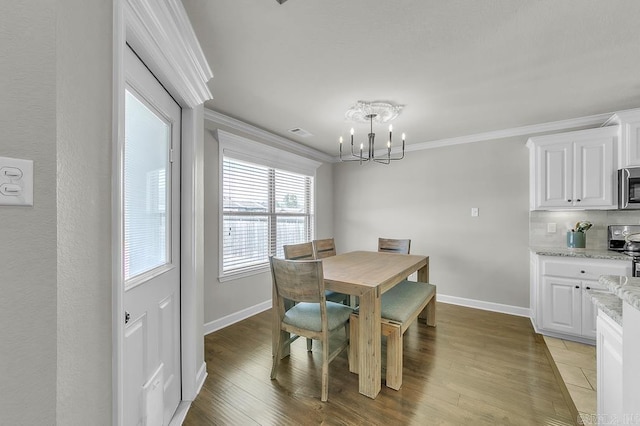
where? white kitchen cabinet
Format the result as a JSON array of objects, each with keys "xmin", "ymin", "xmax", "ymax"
[
  {"xmin": 527, "ymin": 126, "xmax": 617, "ymax": 210},
  {"xmin": 622, "ymin": 301, "xmax": 640, "ymax": 419},
  {"xmin": 533, "ymin": 255, "xmax": 631, "ymax": 341},
  {"xmin": 605, "ymin": 108, "xmax": 640, "ymax": 168},
  {"xmin": 582, "ymin": 280, "xmax": 608, "ymax": 340},
  {"xmin": 597, "ymin": 310, "xmax": 623, "ymax": 422}
]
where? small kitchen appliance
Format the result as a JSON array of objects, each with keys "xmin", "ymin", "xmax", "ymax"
[
  {"xmin": 618, "ymin": 167, "xmax": 640, "ymax": 209},
  {"xmin": 608, "ymin": 225, "xmax": 640, "ymax": 277}
]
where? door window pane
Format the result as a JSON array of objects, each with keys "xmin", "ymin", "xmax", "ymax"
[{"xmin": 124, "ymin": 89, "xmax": 171, "ymax": 280}]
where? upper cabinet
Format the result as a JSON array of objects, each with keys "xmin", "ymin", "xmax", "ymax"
[
  {"xmin": 527, "ymin": 127, "xmax": 618, "ymax": 211},
  {"xmin": 604, "ymin": 108, "xmax": 640, "ymax": 168}
]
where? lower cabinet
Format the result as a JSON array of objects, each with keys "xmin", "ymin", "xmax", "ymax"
[
  {"xmin": 597, "ymin": 310, "xmax": 623, "ymax": 421},
  {"xmin": 533, "ymin": 255, "xmax": 631, "ymax": 341}
]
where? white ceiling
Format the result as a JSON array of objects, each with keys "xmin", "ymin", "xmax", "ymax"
[{"xmin": 182, "ymin": 0, "xmax": 640, "ymax": 156}]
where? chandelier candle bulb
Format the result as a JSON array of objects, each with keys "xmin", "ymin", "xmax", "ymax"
[{"xmin": 339, "ymin": 101, "xmax": 406, "ymax": 164}]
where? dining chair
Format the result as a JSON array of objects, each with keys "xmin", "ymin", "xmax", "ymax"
[
  {"xmin": 283, "ymin": 241, "xmax": 315, "ymax": 260},
  {"xmin": 312, "ymin": 238, "xmax": 350, "ymax": 305},
  {"xmin": 270, "ymin": 256, "xmax": 353, "ymax": 402},
  {"xmin": 378, "ymin": 237, "xmax": 411, "ymax": 255},
  {"xmin": 285, "ymin": 241, "xmax": 348, "ymax": 306},
  {"xmin": 312, "ymin": 238, "xmax": 337, "ymax": 259}
]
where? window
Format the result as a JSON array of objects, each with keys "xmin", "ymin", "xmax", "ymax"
[{"xmin": 221, "ymin": 155, "xmax": 315, "ymax": 278}]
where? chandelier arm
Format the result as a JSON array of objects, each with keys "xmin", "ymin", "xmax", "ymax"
[{"xmin": 340, "ymin": 149, "xmax": 370, "ymax": 162}]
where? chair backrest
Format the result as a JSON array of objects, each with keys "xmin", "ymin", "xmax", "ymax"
[
  {"xmin": 270, "ymin": 257, "xmax": 325, "ymax": 304},
  {"xmin": 313, "ymin": 238, "xmax": 336, "ymax": 259},
  {"xmin": 378, "ymin": 238, "xmax": 411, "ymax": 255},
  {"xmin": 283, "ymin": 242, "xmax": 315, "ymax": 260}
]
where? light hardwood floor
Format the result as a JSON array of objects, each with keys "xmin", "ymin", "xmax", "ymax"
[
  {"xmin": 544, "ymin": 335, "xmax": 597, "ymax": 424},
  {"xmin": 184, "ymin": 303, "xmax": 576, "ymax": 425}
]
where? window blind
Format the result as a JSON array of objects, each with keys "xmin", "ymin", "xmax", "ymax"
[{"xmin": 222, "ymin": 156, "xmax": 314, "ymax": 277}]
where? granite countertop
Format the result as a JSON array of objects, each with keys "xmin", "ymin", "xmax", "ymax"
[
  {"xmin": 599, "ymin": 275, "xmax": 640, "ymax": 311},
  {"xmin": 531, "ymin": 247, "xmax": 632, "ymax": 261},
  {"xmin": 587, "ymin": 290, "xmax": 623, "ymax": 325}
]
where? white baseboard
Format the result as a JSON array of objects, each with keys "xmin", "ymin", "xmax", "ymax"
[
  {"xmin": 204, "ymin": 300, "xmax": 272, "ymax": 335},
  {"xmin": 195, "ymin": 362, "xmax": 207, "ymax": 395},
  {"xmin": 437, "ymin": 294, "xmax": 531, "ymax": 318},
  {"xmin": 168, "ymin": 401, "xmax": 191, "ymax": 426}
]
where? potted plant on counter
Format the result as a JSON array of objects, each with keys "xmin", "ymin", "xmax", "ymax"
[{"xmin": 567, "ymin": 221, "xmax": 592, "ymax": 248}]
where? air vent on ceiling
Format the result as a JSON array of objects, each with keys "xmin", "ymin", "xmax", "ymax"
[{"xmin": 288, "ymin": 127, "xmax": 313, "ymax": 138}]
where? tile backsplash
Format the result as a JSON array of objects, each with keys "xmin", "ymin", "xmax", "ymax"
[{"xmin": 530, "ymin": 210, "xmax": 640, "ymax": 249}]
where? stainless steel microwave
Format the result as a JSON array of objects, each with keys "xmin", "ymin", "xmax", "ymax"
[{"xmin": 619, "ymin": 167, "xmax": 640, "ymax": 209}]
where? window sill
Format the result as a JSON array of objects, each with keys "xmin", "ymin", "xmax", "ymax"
[{"xmin": 218, "ymin": 266, "xmax": 270, "ymax": 283}]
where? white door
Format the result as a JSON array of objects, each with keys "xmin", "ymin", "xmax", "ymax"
[{"xmin": 123, "ymin": 46, "xmax": 182, "ymax": 426}]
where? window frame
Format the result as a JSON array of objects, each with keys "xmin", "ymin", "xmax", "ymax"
[{"xmin": 217, "ymin": 130, "xmax": 321, "ymax": 281}]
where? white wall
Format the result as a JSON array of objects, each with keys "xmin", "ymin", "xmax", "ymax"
[
  {"xmin": 333, "ymin": 136, "xmax": 531, "ymax": 309},
  {"xmin": 56, "ymin": 0, "xmax": 113, "ymax": 424},
  {"xmin": 0, "ymin": 2, "xmax": 57, "ymax": 423},
  {"xmin": 202, "ymin": 125, "xmax": 334, "ymax": 327}
]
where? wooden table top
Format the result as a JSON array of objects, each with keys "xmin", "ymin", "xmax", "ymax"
[{"xmin": 321, "ymin": 251, "xmax": 428, "ymax": 296}]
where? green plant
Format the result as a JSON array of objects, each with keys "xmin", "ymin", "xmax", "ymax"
[{"xmin": 573, "ymin": 221, "xmax": 593, "ymax": 233}]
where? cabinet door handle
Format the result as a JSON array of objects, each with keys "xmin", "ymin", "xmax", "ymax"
[
  {"xmin": 575, "ymin": 285, "xmax": 580, "ymax": 289},
  {"xmin": 586, "ymin": 286, "xmax": 591, "ymax": 290},
  {"xmin": 576, "ymin": 199, "xmax": 581, "ymax": 202},
  {"xmin": 567, "ymin": 199, "xmax": 572, "ymax": 202},
  {"xmin": 580, "ymin": 270, "xmax": 585, "ymax": 274}
]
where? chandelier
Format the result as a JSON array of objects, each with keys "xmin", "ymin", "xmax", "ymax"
[{"xmin": 339, "ymin": 101, "xmax": 406, "ymax": 164}]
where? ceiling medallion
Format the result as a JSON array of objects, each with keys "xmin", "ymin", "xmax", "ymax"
[
  {"xmin": 339, "ymin": 101, "xmax": 405, "ymax": 165},
  {"xmin": 344, "ymin": 101, "xmax": 403, "ymax": 124}
]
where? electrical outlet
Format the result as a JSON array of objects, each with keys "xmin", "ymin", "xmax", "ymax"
[
  {"xmin": 471, "ymin": 207, "xmax": 479, "ymax": 217},
  {"xmin": 547, "ymin": 223, "xmax": 557, "ymax": 233},
  {"xmin": 0, "ymin": 156, "xmax": 33, "ymax": 206}
]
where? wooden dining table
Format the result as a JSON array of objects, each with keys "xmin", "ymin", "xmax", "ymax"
[{"xmin": 272, "ymin": 250, "xmax": 429, "ymax": 399}]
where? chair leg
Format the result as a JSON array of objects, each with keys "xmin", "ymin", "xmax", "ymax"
[
  {"xmin": 385, "ymin": 325, "xmax": 403, "ymax": 390},
  {"xmin": 271, "ymin": 330, "xmax": 285, "ymax": 380},
  {"xmin": 348, "ymin": 313, "xmax": 359, "ymax": 374},
  {"xmin": 307, "ymin": 338, "xmax": 313, "ymax": 351},
  {"xmin": 321, "ymin": 333, "xmax": 329, "ymax": 402}
]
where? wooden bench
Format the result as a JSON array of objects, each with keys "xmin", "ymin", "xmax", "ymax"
[{"xmin": 348, "ymin": 280, "xmax": 436, "ymax": 390}]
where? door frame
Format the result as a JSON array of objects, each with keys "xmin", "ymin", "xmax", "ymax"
[{"xmin": 112, "ymin": 1, "xmax": 213, "ymax": 425}]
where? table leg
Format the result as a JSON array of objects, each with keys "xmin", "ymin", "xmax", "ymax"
[
  {"xmin": 358, "ymin": 288, "xmax": 381, "ymax": 398},
  {"xmin": 417, "ymin": 258, "xmax": 436, "ymax": 327},
  {"xmin": 417, "ymin": 257, "xmax": 429, "ymax": 283}
]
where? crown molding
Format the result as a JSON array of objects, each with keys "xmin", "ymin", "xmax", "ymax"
[
  {"xmin": 208, "ymin": 108, "xmax": 617, "ymax": 163},
  {"xmin": 124, "ymin": 0, "xmax": 213, "ymax": 108},
  {"xmin": 204, "ymin": 108, "xmax": 335, "ymax": 164},
  {"xmin": 332, "ymin": 111, "xmax": 615, "ymax": 161}
]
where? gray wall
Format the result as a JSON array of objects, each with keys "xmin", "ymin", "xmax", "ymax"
[
  {"xmin": 2, "ymin": 1, "xmax": 116, "ymax": 423},
  {"xmin": 202, "ymin": 126, "xmax": 334, "ymax": 325},
  {"xmin": 1, "ymin": 2, "xmax": 58, "ymax": 423},
  {"xmin": 56, "ymin": 0, "xmax": 113, "ymax": 424},
  {"xmin": 333, "ymin": 137, "xmax": 531, "ymax": 308}
]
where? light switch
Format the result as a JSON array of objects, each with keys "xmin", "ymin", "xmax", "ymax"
[
  {"xmin": 0, "ymin": 156, "xmax": 33, "ymax": 206},
  {"xmin": 547, "ymin": 223, "xmax": 557, "ymax": 233},
  {"xmin": 471, "ymin": 207, "xmax": 479, "ymax": 217}
]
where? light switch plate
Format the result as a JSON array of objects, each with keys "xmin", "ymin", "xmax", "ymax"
[
  {"xmin": 547, "ymin": 223, "xmax": 557, "ymax": 233},
  {"xmin": 0, "ymin": 156, "xmax": 33, "ymax": 206},
  {"xmin": 471, "ymin": 207, "xmax": 479, "ymax": 217}
]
